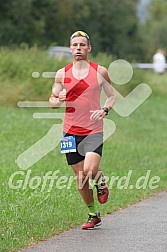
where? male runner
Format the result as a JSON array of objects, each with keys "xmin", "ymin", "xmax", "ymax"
[{"xmin": 49, "ymin": 31, "xmax": 115, "ymax": 229}]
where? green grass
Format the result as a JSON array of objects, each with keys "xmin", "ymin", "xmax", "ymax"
[
  {"xmin": 0, "ymin": 48, "xmax": 167, "ymax": 251},
  {"xmin": 0, "ymin": 47, "xmax": 71, "ymax": 106},
  {"xmin": 0, "ymin": 47, "xmax": 113, "ymax": 107}
]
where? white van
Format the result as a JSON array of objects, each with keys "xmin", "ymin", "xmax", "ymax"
[{"xmin": 48, "ymin": 46, "xmax": 72, "ymax": 59}]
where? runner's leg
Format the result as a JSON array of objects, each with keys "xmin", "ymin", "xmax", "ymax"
[
  {"xmin": 84, "ymin": 152, "xmax": 109, "ymax": 204},
  {"xmin": 71, "ymin": 160, "xmax": 94, "ymax": 205},
  {"xmin": 83, "ymin": 152, "xmax": 102, "ymax": 181}
]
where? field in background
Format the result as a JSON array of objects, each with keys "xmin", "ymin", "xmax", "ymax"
[
  {"xmin": 0, "ymin": 47, "xmax": 113, "ymax": 107},
  {"xmin": 0, "ymin": 48, "xmax": 167, "ymax": 251}
]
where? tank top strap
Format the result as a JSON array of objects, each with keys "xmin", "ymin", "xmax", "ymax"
[
  {"xmin": 65, "ymin": 63, "xmax": 73, "ymax": 72},
  {"xmin": 89, "ymin": 61, "xmax": 98, "ymax": 71}
]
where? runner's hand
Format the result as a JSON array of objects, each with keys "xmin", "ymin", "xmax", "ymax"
[
  {"xmin": 90, "ymin": 109, "xmax": 106, "ymax": 121},
  {"xmin": 59, "ymin": 88, "xmax": 66, "ymax": 102},
  {"xmin": 49, "ymin": 95, "xmax": 61, "ymax": 108}
]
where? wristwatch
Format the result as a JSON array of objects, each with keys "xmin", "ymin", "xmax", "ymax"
[{"xmin": 102, "ymin": 107, "xmax": 109, "ymax": 115}]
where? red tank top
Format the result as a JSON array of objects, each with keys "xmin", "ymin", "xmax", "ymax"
[{"xmin": 63, "ymin": 61, "xmax": 103, "ymax": 136}]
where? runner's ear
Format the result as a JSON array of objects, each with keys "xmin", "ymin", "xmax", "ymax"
[{"xmin": 88, "ymin": 45, "xmax": 92, "ymax": 53}]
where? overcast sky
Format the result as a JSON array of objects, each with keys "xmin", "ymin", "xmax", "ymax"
[{"xmin": 137, "ymin": 0, "xmax": 152, "ymax": 22}]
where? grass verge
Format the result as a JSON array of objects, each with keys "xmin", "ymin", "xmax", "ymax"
[{"xmin": 0, "ymin": 64, "xmax": 167, "ymax": 251}]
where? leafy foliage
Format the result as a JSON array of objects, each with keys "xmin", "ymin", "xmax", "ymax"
[
  {"xmin": 0, "ymin": 0, "xmax": 167, "ymax": 61},
  {"xmin": 0, "ymin": 0, "xmax": 139, "ymax": 60},
  {"xmin": 138, "ymin": 0, "xmax": 167, "ymax": 61}
]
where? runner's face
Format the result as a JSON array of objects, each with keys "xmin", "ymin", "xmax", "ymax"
[{"xmin": 70, "ymin": 36, "xmax": 91, "ymax": 61}]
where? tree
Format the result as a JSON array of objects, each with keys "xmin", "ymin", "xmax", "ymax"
[
  {"xmin": 0, "ymin": 0, "xmax": 143, "ymax": 61},
  {"xmin": 139, "ymin": 0, "xmax": 167, "ymax": 61},
  {"xmin": 0, "ymin": 0, "xmax": 47, "ymax": 46}
]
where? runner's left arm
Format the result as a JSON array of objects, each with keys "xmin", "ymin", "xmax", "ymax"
[
  {"xmin": 90, "ymin": 66, "xmax": 115, "ymax": 120},
  {"xmin": 100, "ymin": 66, "xmax": 115, "ymax": 111}
]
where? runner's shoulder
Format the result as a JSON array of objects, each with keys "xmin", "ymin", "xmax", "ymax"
[
  {"xmin": 56, "ymin": 67, "xmax": 65, "ymax": 77},
  {"xmin": 55, "ymin": 67, "xmax": 65, "ymax": 83},
  {"xmin": 97, "ymin": 65, "xmax": 109, "ymax": 78}
]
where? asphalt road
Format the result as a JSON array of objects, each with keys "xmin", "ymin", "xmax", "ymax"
[{"xmin": 21, "ymin": 190, "xmax": 167, "ymax": 252}]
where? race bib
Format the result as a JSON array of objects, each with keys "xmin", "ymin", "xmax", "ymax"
[{"xmin": 60, "ymin": 136, "xmax": 76, "ymax": 153}]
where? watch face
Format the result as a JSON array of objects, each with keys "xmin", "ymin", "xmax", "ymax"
[{"xmin": 102, "ymin": 107, "xmax": 108, "ymax": 115}]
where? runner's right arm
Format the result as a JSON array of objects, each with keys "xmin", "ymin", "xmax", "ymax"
[{"xmin": 49, "ymin": 68, "xmax": 65, "ymax": 108}]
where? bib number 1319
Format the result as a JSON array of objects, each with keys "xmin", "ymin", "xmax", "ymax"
[{"xmin": 60, "ymin": 136, "xmax": 76, "ymax": 153}]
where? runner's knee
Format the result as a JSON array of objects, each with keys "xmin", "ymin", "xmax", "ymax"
[{"xmin": 84, "ymin": 165, "xmax": 100, "ymax": 179}]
